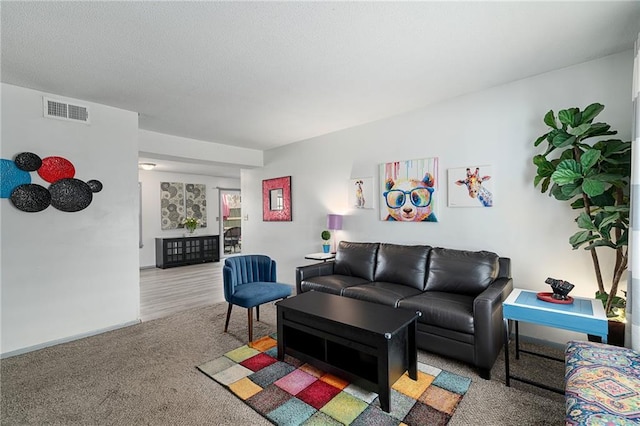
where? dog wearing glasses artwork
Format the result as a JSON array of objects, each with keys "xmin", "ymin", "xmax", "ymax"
[{"xmin": 380, "ymin": 158, "xmax": 439, "ymax": 222}]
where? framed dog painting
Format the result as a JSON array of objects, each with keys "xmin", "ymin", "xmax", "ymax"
[{"xmin": 349, "ymin": 177, "xmax": 374, "ymax": 210}]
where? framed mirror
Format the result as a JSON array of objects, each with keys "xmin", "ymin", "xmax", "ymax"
[
  {"xmin": 262, "ymin": 176, "xmax": 292, "ymax": 221},
  {"xmin": 269, "ymin": 188, "xmax": 283, "ymax": 210}
]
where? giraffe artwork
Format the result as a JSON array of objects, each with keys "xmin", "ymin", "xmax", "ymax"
[{"xmin": 448, "ymin": 166, "xmax": 493, "ymax": 207}]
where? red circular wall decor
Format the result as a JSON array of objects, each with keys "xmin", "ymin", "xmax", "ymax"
[
  {"xmin": 3, "ymin": 152, "xmax": 102, "ymax": 213},
  {"xmin": 38, "ymin": 156, "xmax": 75, "ymax": 183}
]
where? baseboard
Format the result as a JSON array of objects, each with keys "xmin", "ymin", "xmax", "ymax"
[
  {"xmin": 140, "ymin": 265, "xmax": 156, "ymax": 270},
  {"xmin": 0, "ymin": 319, "xmax": 141, "ymax": 359}
]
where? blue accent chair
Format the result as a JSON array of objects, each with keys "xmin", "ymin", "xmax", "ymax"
[{"xmin": 223, "ymin": 255, "xmax": 292, "ymax": 343}]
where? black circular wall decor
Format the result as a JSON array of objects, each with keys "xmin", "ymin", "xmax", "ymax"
[
  {"xmin": 49, "ymin": 178, "xmax": 93, "ymax": 212},
  {"xmin": 87, "ymin": 179, "xmax": 103, "ymax": 193},
  {"xmin": 3, "ymin": 152, "xmax": 103, "ymax": 213},
  {"xmin": 10, "ymin": 183, "xmax": 51, "ymax": 212},
  {"xmin": 14, "ymin": 152, "xmax": 42, "ymax": 172}
]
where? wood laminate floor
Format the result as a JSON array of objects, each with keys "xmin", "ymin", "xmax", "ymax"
[{"xmin": 140, "ymin": 261, "xmax": 225, "ymax": 321}]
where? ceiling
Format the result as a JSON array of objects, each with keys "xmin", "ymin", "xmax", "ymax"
[{"xmin": 2, "ymin": 2, "xmax": 639, "ymax": 177}]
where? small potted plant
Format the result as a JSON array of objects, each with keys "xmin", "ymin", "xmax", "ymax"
[
  {"xmin": 182, "ymin": 217, "xmax": 200, "ymax": 236},
  {"xmin": 321, "ymin": 230, "xmax": 331, "ymax": 253}
]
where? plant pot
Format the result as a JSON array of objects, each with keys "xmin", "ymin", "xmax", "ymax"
[
  {"xmin": 322, "ymin": 245, "xmax": 330, "ymax": 253},
  {"xmin": 587, "ymin": 320, "xmax": 625, "ymax": 347}
]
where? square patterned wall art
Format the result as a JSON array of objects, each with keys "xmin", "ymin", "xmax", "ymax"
[
  {"xmin": 185, "ymin": 183, "xmax": 207, "ymax": 226},
  {"xmin": 160, "ymin": 182, "xmax": 185, "ymax": 230},
  {"xmin": 379, "ymin": 158, "xmax": 438, "ymax": 222},
  {"xmin": 448, "ymin": 166, "xmax": 493, "ymax": 207},
  {"xmin": 160, "ymin": 182, "xmax": 207, "ymax": 230}
]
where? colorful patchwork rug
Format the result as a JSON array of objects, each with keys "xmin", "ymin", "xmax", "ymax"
[{"xmin": 197, "ymin": 335, "xmax": 471, "ymax": 426}]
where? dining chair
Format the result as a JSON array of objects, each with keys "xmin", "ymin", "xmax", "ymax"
[{"xmin": 223, "ymin": 226, "xmax": 241, "ymax": 253}]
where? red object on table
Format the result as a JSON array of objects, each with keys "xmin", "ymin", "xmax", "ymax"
[{"xmin": 536, "ymin": 292, "xmax": 574, "ymax": 304}]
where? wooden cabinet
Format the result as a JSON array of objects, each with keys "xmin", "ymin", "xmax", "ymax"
[{"xmin": 155, "ymin": 235, "xmax": 220, "ymax": 269}]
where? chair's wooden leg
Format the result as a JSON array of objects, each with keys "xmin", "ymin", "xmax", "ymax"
[
  {"xmin": 247, "ymin": 307, "xmax": 253, "ymax": 343},
  {"xmin": 224, "ymin": 303, "xmax": 233, "ymax": 332},
  {"xmin": 256, "ymin": 305, "xmax": 260, "ymax": 322}
]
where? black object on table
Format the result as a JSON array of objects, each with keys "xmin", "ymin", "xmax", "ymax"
[
  {"xmin": 155, "ymin": 235, "xmax": 220, "ymax": 268},
  {"xmin": 544, "ymin": 277, "xmax": 575, "ymax": 300},
  {"xmin": 276, "ymin": 291, "xmax": 419, "ymax": 413}
]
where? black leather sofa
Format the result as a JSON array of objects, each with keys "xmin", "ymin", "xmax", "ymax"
[{"xmin": 295, "ymin": 241, "xmax": 513, "ymax": 379}]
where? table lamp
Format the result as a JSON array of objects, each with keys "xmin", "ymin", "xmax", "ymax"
[{"xmin": 327, "ymin": 214, "xmax": 343, "ymax": 253}]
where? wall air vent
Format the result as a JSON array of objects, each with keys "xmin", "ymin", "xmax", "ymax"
[{"xmin": 43, "ymin": 97, "xmax": 90, "ymax": 124}]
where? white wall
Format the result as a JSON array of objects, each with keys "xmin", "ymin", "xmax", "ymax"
[
  {"xmin": 1, "ymin": 84, "xmax": 140, "ymax": 356},
  {"xmin": 242, "ymin": 51, "xmax": 634, "ymax": 344},
  {"xmin": 138, "ymin": 170, "xmax": 240, "ymax": 267}
]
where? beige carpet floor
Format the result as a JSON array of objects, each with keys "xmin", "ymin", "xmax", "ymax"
[{"xmin": 1, "ymin": 301, "xmax": 565, "ymax": 425}]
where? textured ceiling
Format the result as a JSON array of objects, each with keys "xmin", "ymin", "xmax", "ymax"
[{"xmin": 2, "ymin": 2, "xmax": 639, "ymax": 166}]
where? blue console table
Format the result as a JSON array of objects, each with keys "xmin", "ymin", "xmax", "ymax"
[{"xmin": 502, "ymin": 288, "xmax": 607, "ymax": 393}]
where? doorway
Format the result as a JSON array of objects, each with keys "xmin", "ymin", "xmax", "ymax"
[{"xmin": 220, "ymin": 189, "xmax": 242, "ymax": 256}]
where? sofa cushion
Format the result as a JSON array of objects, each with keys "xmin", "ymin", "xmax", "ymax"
[
  {"xmin": 300, "ymin": 275, "xmax": 370, "ymax": 296},
  {"xmin": 374, "ymin": 243, "xmax": 431, "ymax": 290},
  {"xmin": 398, "ymin": 291, "xmax": 475, "ymax": 334},
  {"xmin": 334, "ymin": 241, "xmax": 379, "ymax": 281},
  {"xmin": 342, "ymin": 282, "xmax": 423, "ymax": 308},
  {"xmin": 425, "ymin": 248, "xmax": 499, "ymax": 296}
]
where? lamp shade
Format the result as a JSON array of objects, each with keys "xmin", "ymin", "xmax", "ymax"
[{"xmin": 327, "ymin": 214, "xmax": 343, "ymax": 230}]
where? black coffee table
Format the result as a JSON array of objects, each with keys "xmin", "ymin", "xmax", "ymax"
[{"xmin": 276, "ymin": 291, "xmax": 419, "ymax": 412}]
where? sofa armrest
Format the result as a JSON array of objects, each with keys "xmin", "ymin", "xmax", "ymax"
[
  {"xmin": 295, "ymin": 261, "xmax": 336, "ymax": 294},
  {"xmin": 473, "ymin": 277, "xmax": 514, "ymax": 370}
]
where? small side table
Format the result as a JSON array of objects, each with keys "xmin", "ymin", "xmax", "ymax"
[
  {"xmin": 502, "ymin": 288, "xmax": 607, "ymax": 393},
  {"xmin": 304, "ymin": 252, "xmax": 336, "ymax": 262}
]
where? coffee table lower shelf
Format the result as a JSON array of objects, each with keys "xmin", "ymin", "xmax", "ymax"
[
  {"xmin": 281, "ymin": 321, "xmax": 382, "ymax": 383},
  {"xmin": 276, "ymin": 292, "xmax": 418, "ymax": 413}
]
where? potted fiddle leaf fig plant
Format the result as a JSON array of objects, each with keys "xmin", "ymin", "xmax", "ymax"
[
  {"xmin": 532, "ymin": 103, "xmax": 630, "ymax": 344},
  {"xmin": 321, "ymin": 230, "xmax": 331, "ymax": 253}
]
